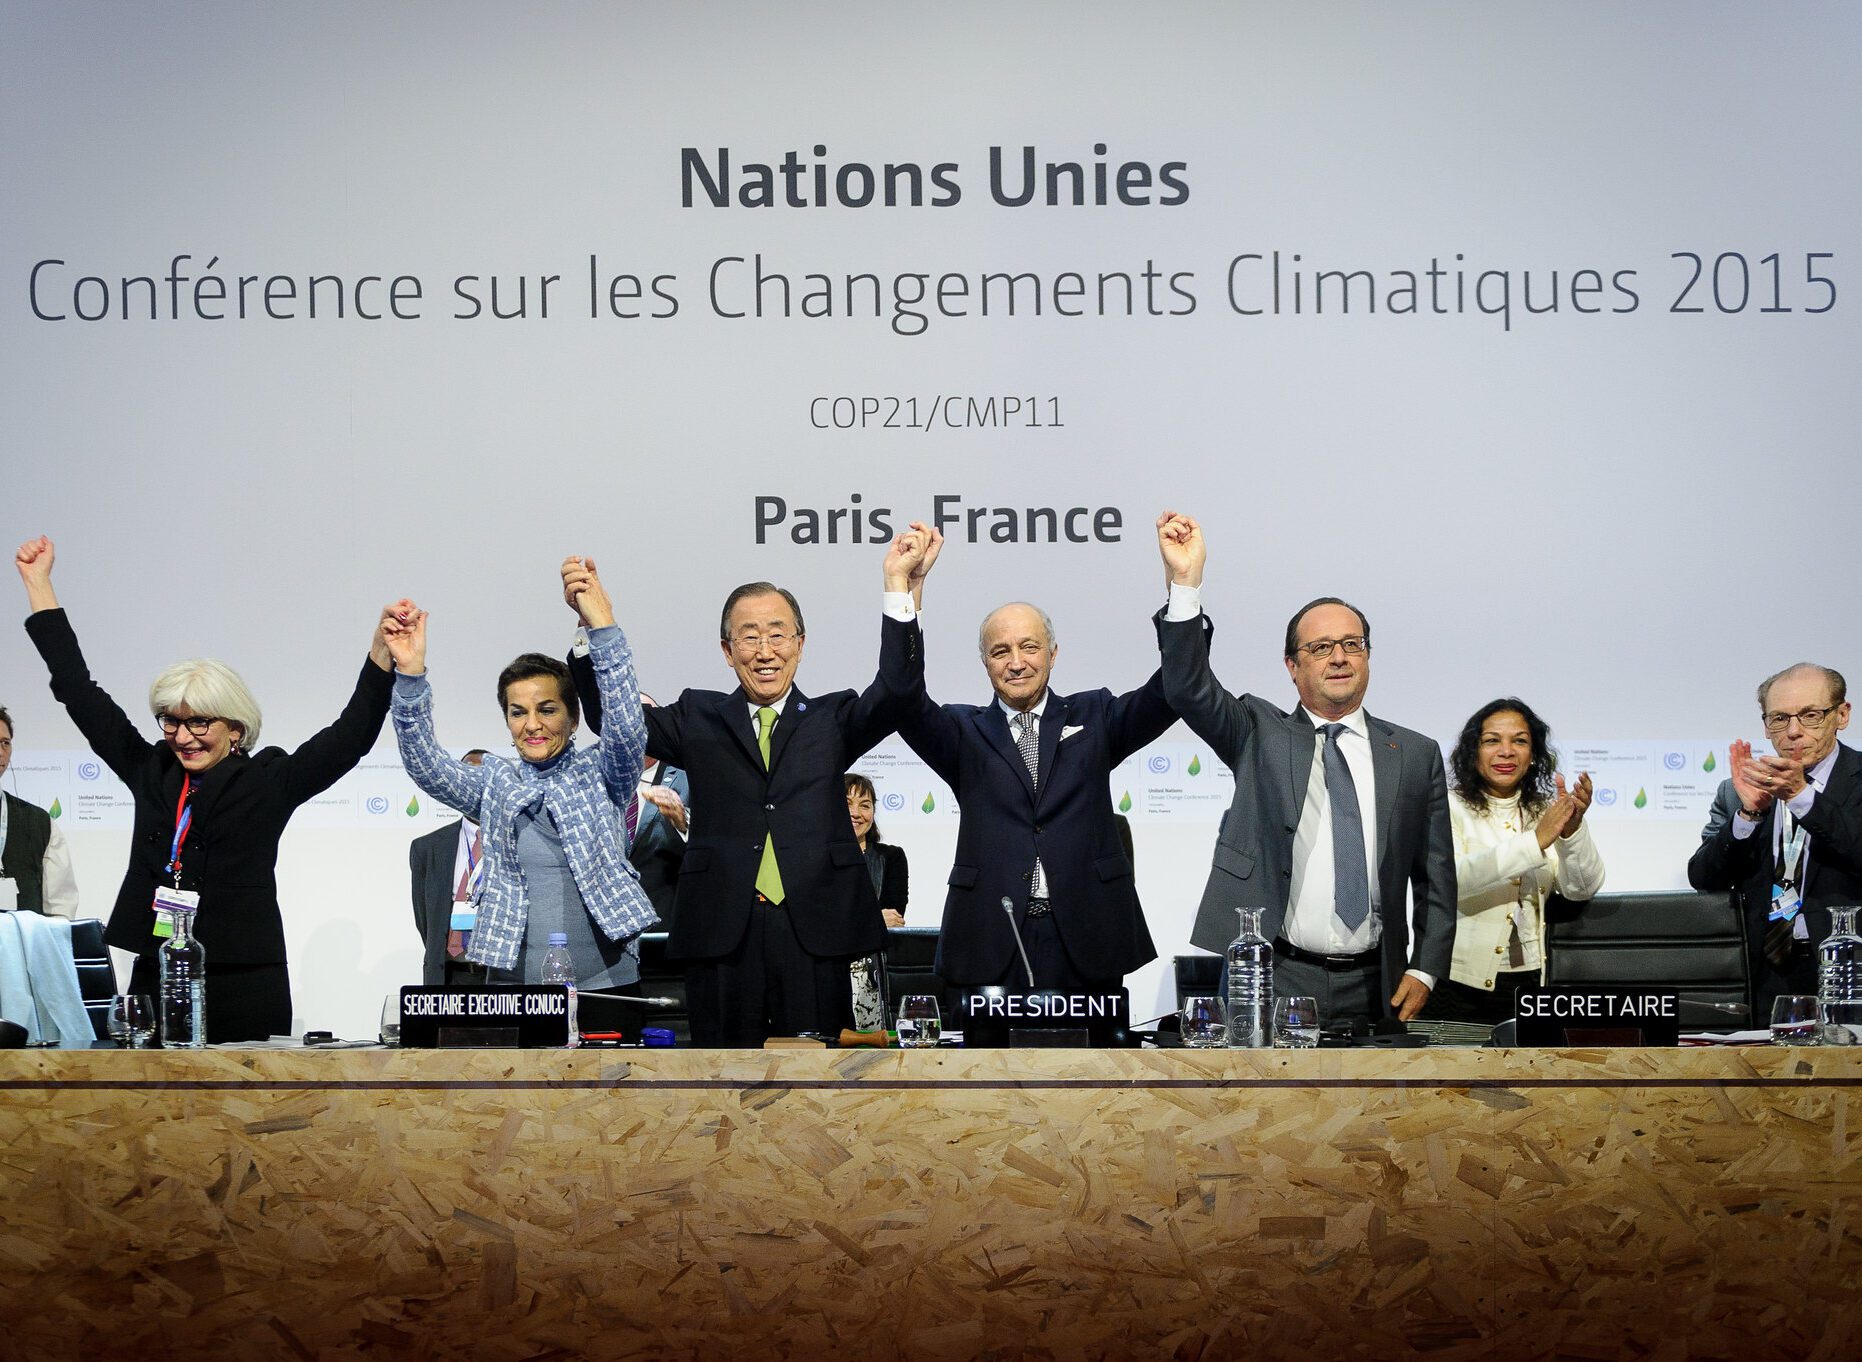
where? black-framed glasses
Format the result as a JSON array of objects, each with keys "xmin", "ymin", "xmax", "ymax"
[
  {"xmin": 1293, "ymin": 636, "xmax": 1368, "ymax": 660},
  {"xmin": 1762, "ymin": 706, "xmax": 1839, "ymax": 734},
  {"xmin": 156, "ymin": 713, "xmax": 223, "ymax": 737}
]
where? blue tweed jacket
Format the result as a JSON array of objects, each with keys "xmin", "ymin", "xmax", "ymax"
[{"xmin": 391, "ymin": 625, "xmax": 657, "ymax": 969}]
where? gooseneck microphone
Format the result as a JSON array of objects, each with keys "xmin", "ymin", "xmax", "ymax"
[{"xmin": 1001, "ymin": 896, "xmax": 1036, "ymax": 989}]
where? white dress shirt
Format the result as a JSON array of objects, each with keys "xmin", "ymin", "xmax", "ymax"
[{"xmin": 1283, "ymin": 705, "xmax": 1380, "ymax": 954}]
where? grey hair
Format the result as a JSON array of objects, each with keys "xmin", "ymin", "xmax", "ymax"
[
  {"xmin": 149, "ymin": 659, "xmax": 264, "ymax": 751},
  {"xmin": 1757, "ymin": 662, "xmax": 1847, "ymax": 712},
  {"xmin": 977, "ymin": 602, "xmax": 1058, "ymax": 657}
]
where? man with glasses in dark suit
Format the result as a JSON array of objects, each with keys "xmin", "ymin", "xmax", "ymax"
[{"xmin": 1690, "ymin": 663, "xmax": 1862, "ymax": 1023}]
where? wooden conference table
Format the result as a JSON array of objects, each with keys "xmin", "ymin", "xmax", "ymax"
[{"xmin": 1, "ymin": 1044, "xmax": 1857, "ymax": 1360}]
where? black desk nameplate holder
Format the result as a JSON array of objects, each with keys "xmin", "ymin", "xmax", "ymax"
[{"xmin": 398, "ymin": 985, "xmax": 571, "ymax": 1048}]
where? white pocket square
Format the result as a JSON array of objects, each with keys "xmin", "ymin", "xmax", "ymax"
[{"xmin": 1061, "ymin": 725, "xmax": 1085, "ymax": 741}]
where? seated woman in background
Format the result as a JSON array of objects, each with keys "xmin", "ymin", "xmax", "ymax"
[
  {"xmin": 385, "ymin": 557, "xmax": 657, "ymax": 999},
  {"xmin": 1426, "ymin": 697, "xmax": 1606, "ymax": 1026},
  {"xmin": 0, "ymin": 706, "xmax": 80, "ymax": 917},
  {"xmin": 15, "ymin": 535, "xmax": 400, "ymax": 1041},
  {"xmin": 845, "ymin": 773, "xmax": 908, "ymax": 1030},
  {"xmin": 846, "ymin": 773, "xmax": 908, "ymax": 928}
]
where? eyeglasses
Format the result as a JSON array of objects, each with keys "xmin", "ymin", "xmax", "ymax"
[
  {"xmin": 156, "ymin": 713, "xmax": 224, "ymax": 737},
  {"xmin": 1293, "ymin": 636, "xmax": 1369, "ymax": 660},
  {"xmin": 729, "ymin": 631, "xmax": 798, "ymax": 653},
  {"xmin": 1762, "ymin": 706, "xmax": 1839, "ymax": 734}
]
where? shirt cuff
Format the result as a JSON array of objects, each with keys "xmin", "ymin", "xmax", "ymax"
[
  {"xmin": 882, "ymin": 591, "xmax": 917, "ymax": 622},
  {"xmin": 1731, "ymin": 810, "xmax": 1761, "ymax": 839},
  {"xmin": 1404, "ymin": 968, "xmax": 1436, "ymax": 991},
  {"xmin": 1164, "ymin": 583, "xmax": 1203, "ymax": 621},
  {"xmin": 1785, "ymin": 785, "xmax": 1818, "ymax": 818},
  {"xmin": 570, "ymin": 627, "xmax": 591, "ymax": 659}
]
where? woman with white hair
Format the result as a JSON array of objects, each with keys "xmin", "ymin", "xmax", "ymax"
[{"xmin": 14, "ymin": 535, "xmax": 406, "ymax": 1041}]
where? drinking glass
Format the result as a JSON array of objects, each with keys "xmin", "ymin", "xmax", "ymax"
[
  {"xmin": 1272, "ymin": 995, "xmax": 1321, "ymax": 1049},
  {"xmin": 1180, "ymin": 995, "xmax": 1227, "ymax": 1048},
  {"xmin": 1770, "ymin": 994, "xmax": 1821, "ymax": 1045},
  {"xmin": 107, "ymin": 994, "xmax": 132, "ymax": 1046},
  {"xmin": 896, "ymin": 995, "xmax": 941, "ymax": 1048},
  {"xmin": 379, "ymin": 993, "xmax": 403, "ymax": 1047},
  {"xmin": 115, "ymin": 995, "xmax": 156, "ymax": 1048}
]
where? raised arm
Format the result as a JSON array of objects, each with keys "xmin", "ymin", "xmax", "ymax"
[
  {"xmin": 1152, "ymin": 511, "xmax": 1254, "ymax": 764},
  {"xmin": 17, "ymin": 536, "xmax": 159, "ymax": 783},
  {"xmin": 844, "ymin": 529, "xmax": 931, "ymax": 759},
  {"xmin": 387, "ymin": 607, "xmax": 493, "ymax": 818},
  {"xmin": 563, "ymin": 555, "xmax": 647, "ymax": 807},
  {"xmin": 278, "ymin": 600, "xmax": 404, "ymax": 806}
]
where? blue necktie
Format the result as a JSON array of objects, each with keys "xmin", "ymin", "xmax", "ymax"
[{"xmin": 1323, "ymin": 722, "xmax": 1371, "ymax": 932}]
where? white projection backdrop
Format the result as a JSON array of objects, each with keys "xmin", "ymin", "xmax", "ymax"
[{"xmin": 4, "ymin": 2, "xmax": 1859, "ymax": 1037}]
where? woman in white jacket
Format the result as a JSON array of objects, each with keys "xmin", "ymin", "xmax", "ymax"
[{"xmin": 1427, "ymin": 698, "xmax": 1605, "ymax": 1025}]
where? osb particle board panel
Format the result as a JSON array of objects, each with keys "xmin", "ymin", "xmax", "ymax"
[{"xmin": 1, "ymin": 1047, "xmax": 1857, "ymax": 1361}]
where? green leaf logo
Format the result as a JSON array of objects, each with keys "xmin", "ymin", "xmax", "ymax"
[
  {"xmin": 406, "ymin": 795, "xmax": 421, "ymax": 817},
  {"xmin": 1188, "ymin": 754, "xmax": 1202, "ymax": 776},
  {"xmin": 920, "ymin": 792, "xmax": 935, "ymax": 813},
  {"xmin": 1118, "ymin": 791, "xmax": 1132, "ymax": 813},
  {"xmin": 1702, "ymin": 751, "xmax": 1717, "ymax": 773},
  {"xmin": 48, "ymin": 798, "xmax": 62, "ymax": 819},
  {"xmin": 1634, "ymin": 787, "xmax": 1648, "ymax": 809}
]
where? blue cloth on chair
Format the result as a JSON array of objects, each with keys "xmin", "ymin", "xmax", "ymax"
[{"xmin": 0, "ymin": 912, "xmax": 93, "ymax": 1046}]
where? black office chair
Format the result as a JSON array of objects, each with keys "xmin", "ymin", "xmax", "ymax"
[
  {"xmin": 1172, "ymin": 954, "xmax": 1222, "ymax": 1009},
  {"xmin": 882, "ymin": 927, "xmax": 944, "ymax": 1016},
  {"xmin": 69, "ymin": 918, "xmax": 117, "ymax": 1041},
  {"xmin": 630, "ymin": 931, "xmax": 690, "ymax": 1043},
  {"xmin": 1543, "ymin": 889, "xmax": 1751, "ymax": 1029}
]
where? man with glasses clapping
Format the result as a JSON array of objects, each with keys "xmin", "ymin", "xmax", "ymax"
[{"xmin": 1690, "ymin": 663, "xmax": 1862, "ymax": 1022}]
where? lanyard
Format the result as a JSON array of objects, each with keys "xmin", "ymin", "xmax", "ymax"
[
  {"xmin": 167, "ymin": 774, "xmax": 194, "ymax": 884},
  {"xmin": 1775, "ymin": 805, "xmax": 1808, "ymax": 890}
]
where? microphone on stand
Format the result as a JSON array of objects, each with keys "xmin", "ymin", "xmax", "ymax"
[
  {"xmin": 578, "ymin": 991, "xmax": 681, "ymax": 1007},
  {"xmin": 1001, "ymin": 896, "xmax": 1036, "ymax": 989}
]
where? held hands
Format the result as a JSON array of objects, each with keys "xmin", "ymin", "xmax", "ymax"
[
  {"xmin": 1155, "ymin": 511, "xmax": 1205, "ymax": 588},
  {"xmin": 379, "ymin": 601, "xmax": 428, "ymax": 675},
  {"xmin": 884, "ymin": 520, "xmax": 944, "ymax": 604},
  {"xmin": 14, "ymin": 536, "xmax": 58, "ymax": 612},
  {"xmin": 1728, "ymin": 739, "xmax": 1775, "ymax": 817},
  {"xmin": 561, "ymin": 555, "xmax": 615, "ymax": 630}
]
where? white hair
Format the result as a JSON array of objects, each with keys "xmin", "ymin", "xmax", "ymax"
[
  {"xmin": 977, "ymin": 602, "xmax": 1058, "ymax": 657},
  {"xmin": 148, "ymin": 658, "xmax": 263, "ymax": 751}
]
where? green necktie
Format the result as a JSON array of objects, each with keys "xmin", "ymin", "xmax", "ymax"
[{"xmin": 754, "ymin": 706, "xmax": 785, "ymax": 903}]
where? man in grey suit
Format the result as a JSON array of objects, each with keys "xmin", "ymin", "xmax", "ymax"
[
  {"xmin": 408, "ymin": 749, "xmax": 488, "ymax": 985},
  {"xmin": 1152, "ymin": 512, "xmax": 1455, "ymax": 1025}
]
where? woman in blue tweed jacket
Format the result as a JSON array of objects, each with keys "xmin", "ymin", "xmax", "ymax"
[{"xmin": 385, "ymin": 557, "xmax": 657, "ymax": 989}]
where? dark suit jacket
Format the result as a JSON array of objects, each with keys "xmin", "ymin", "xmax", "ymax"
[
  {"xmin": 864, "ymin": 840, "xmax": 908, "ymax": 914},
  {"xmin": 409, "ymin": 819, "xmax": 466, "ymax": 986},
  {"xmin": 1156, "ymin": 609, "xmax": 1456, "ymax": 1008},
  {"xmin": 1687, "ymin": 742, "xmax": 1862, "ymax": 1019},
  {"xmin": 899, "ymin": 674, "xmax": 1175, "ymax": 985},
  {"xmin": 577, "ymin": 614, "xmax": 922, "ymax": 963},
  {"xmin": 630, "ymin": 762, "xmax": 689, "ymax": 925},
  {"xmin": 25, "ymin": 608, "xmax": 392, "ymax": 966}
]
